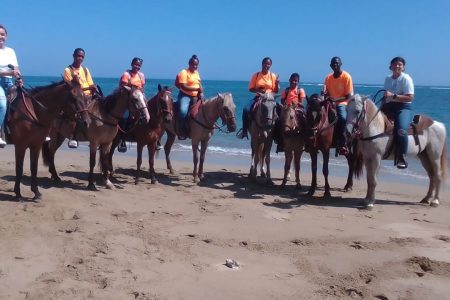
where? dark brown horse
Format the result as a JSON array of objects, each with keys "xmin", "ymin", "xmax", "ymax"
[
  {"xmin": 8, "ymin": 79, "xmax": 90, "ymax": 200},
  {"xmin": 305, "ymin": 94, "xmax": 355, "ymax": 196},
  {"xmin": 108, "ymin": 85, "xmax": 174, "ymax": 184},
  {"xmin": 164, "ymin": 93, "xmax": 237, "ymax": 183},
  {"xmin": 42, "ymin": 86, "xmax": 150, "ymax": 190},
  {"xmin": 279, "ymin": 104, "xmax": 306, "ymax": 189}
]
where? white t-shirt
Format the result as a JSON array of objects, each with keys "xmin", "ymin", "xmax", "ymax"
[
  {"xmin": 384, "ymin": 73, "xmax": 414, "ymax": 103},
  {"xmin": 0, "ymin": 46, "xmax": 19, "ymax": 78}
]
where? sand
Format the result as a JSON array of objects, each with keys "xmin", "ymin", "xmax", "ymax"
[{"xmin": 0, "ymin": 145, "xmax": 449, "ymax": 300}]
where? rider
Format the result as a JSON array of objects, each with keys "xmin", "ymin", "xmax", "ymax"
[
  {"xmin": 0, "ymin": 24, "xmax": 21, "ymax": 148},
  {"xmin": 63, "ymin": 48, "xmax": 98, "ymax": 148},
  {"xmin": 237, "ymin": 57, "xmax": 280, "ymax": 139},
  {"xmin": 174, "ymin": 54, "xmax": 203, "ymax": 140},
  {"xmin": 322, "ymin": 56, "xmax": 354, "ymax": 156},
  {"xmin": 383, "ymin": 56, "xmax": 414, "ymax": 169},
  {"xmin": 117, "ymin": 57, "xmax": 145, "ymax": 152}
]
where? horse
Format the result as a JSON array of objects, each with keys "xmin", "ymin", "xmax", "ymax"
[
  {"xmin": 42, "ymin": 86, "xmax": 150, "ymax": 190},
  {"xmin": 279, "ymin": 103, "xmax": 306, "ymax": 189},
  {"xmin": 164, "ymin": 93, "xmax": 237, "ymax": 183},
  {"xmin": 108, "ymin": 85, "xmax": 174, "ymax": 184},
  {"xmin": 305, "ymin": 94, "xmax": 355, "ymax": 196},
  {"xmin": 248, "ymin": 92, "xmax": 278, "ymax": 184},
  {"xmin": 7, "ymin": 79, "xmax": 90, "ymax": 200},
  {"xmin": 346, "ymin": 94, "xmax": 448, "ymax": 209}
]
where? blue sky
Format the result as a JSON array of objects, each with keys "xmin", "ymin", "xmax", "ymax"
[{"xmin": 4, "ymin": 0, "xmax": 450, "ymax": 85}]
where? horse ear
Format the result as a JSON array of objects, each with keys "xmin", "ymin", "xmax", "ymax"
[
  {"xmin": 217, "ymin": 92, "xmax": 222, "ymax": 98},
  {"xmin": 123, "ymin": 85, "xmax": 131, "ymax": 92},
  {"xmin": 158, "ymin": 84, "xmax": 162, "ymax": 92}
]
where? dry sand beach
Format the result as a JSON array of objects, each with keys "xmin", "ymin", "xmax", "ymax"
[{"xmin": 0, "ymin": 146, "xmax": 449, "ymax": 300}]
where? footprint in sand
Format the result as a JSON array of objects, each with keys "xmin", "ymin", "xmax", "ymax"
[{"xmin": 264, "ymin": 210, "xmax": 291, "ymax": 221}]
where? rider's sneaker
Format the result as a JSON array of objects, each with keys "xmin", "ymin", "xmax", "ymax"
[
  {"xmin": 236, "ymin": 128, "xmax": 248, "ymax": 139},
  {"xmin": 397, "ymin": 156, "xmax": 408, "ymax": 169},
  {"xmin": 0, "ymin": 138, "xmax": 6, "ymax": 148},
  {"xmin": 68, "ymin": 139, "xmax": 78, "ymax": 149},
  {"xmin": 45, "ymin": 136, "xmax": 51, "ymax": 142},
  {"xmin": 118, "ymin": 140, "xmax": 127, "ymax": 153},
  {"xmin": 338, "ymin": 146, "xmax": 349, "ymax": 156},
  {"xmin": 156, "ymin": 140, "xmax": 162, "ymax": 150}
]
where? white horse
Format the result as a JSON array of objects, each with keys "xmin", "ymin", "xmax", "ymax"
[
  {"xmin": 248, "ymin": 93, "xmax": 278, "ymax": 184},
  {"xmin": 346, "ymin": 94, "xmax": 448, "ymax": 209}
]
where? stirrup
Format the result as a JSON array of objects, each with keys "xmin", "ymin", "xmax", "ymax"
[{"xmin": 236, "ymin": 128, "xmax": 248, "ymax": 139}]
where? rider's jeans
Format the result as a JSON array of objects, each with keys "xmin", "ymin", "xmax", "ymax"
[
  {"xmin": 384, "ymin": 101, "xmax": 412, "ymax": 155},
  {"xmin": 336, "ymin": 104, "xmax": 347, "ymax": 147},
  {"xmin": 0, "ymin": 77, "xmax": 13, "ymax": 128}
]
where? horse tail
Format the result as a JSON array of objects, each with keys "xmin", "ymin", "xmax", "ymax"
[
  {"xmin": 441, "ymin": 135, "xmax": 448, "ymax": 182},
  {"xmin": 42, "ymin": 141, "xmax": 51, "ymax": 166},
  {"xmin": 352, "ymin": 140, "xmax": 364, "ymax": 179}
]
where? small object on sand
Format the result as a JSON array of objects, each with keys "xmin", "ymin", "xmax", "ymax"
[{"xmin": 225, "ymin": 259, "xmax": 240, "ymax": 269}]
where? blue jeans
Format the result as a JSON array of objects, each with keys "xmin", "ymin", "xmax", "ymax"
[
  {"xmin": 336, "ymin": 104, "xmax": 347, "ymax": 147},
  {"xmin": 0, "ymin": 77, "xmax": 13, "ymax": 128},
  {"xmin": 384, "ymin": 102, "xmax": 412, "ymax": 155},
  {"xmin": 177, "ymin": 91, "xmax": 194, "ymax": 135}
]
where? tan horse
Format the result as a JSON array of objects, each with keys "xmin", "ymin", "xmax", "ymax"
[
  {"xmin": 164, "ymin": 93, "xmax": 237, "ymax": 183},
  {"xmin": 8, "ymin": 79, "xmax": 90, "ymax": 200},
  {"xmin": 279, "ymin": 104, "xmax": 306, "ymax": 189},
  {"xmin": 248, "ymin": 93, "xmax": 278, "ymax": 185},
  {"xmin": 108, "ymin": 85, "xmax": 174, "ymax": 184},
  {"xmin": 42, "ymin": 86, "xmax": 150, "ymax": 190}
]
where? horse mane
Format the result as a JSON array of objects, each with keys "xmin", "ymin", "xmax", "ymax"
[
  {"xmin": 102, "ymin": 88, "xmax": 121, "ymax": 111},
  {"xmin": 362, "ymin": 95, "xmax": 386, "ymax": 131},
  {"xmin": 29, "ymin": 80, "xmax": 66, "ymax": 95}
]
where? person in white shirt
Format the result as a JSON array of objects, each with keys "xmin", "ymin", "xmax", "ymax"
[{"xmin": 0, "ymin": 24, "xmax": 21, "ymax": 147}]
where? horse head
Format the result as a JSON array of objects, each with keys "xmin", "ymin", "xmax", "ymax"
[
  {"xmin": 345, "ymin": 94, "xmax": 368, "ymax": 142},
  {"xmin": 280, "ymin": 104, "xmax": 304, "ymax": 136},
  {"xmin": 156, "ymin": 84, "xmax": 174, "ymax": 125},
  {"xmin": 66, "ymin": 77, "xmax": 91, "ymax": 128},
  {"xmin": 217, "ymin": 92, "xmax": 237, "ymax": 132},
  {"xmin": 306, "ymin": 93, "xmax": 324, "ymax": 123},
  {"xmin": 254, "ymin": 92, "xmax": 278, "ymax": 130},
  {"xmin": 124, "ymin": 86, "xmax": 150, "ymax": 124}
]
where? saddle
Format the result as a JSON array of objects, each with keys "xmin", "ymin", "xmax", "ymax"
[
  {"xmin": 305, "ymin": 99, "xmax": 338, "ymax": 149},
  {"xmin": 382, "ymin": 114, "xmax": 434, "ymax": 160},
  {"xmin": 173, "ymin": 97, "xmax": 200, "ymax": 139}
]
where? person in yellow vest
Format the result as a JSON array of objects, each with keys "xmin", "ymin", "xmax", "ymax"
[
  {"xmin": 63, "ymin": 48, "xmax": 98, "ymax": 148},
  {"xmin": 117, "ymin": 57, "xmax": 145, "ymax": 152},
  {"xmin": 237, "ymin": 57, "xmax": 280, "ymax": 139}
]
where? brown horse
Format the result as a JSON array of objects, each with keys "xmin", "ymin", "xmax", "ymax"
[
  {"xmin": 42, "ymin": 86, "xmax": 150, "ymax": 190},
  {"xmin": 108, "ymin": 85, "xmax": 174, "ymax": 184},
  {"xmin": 164, "ymin": 93, "xmax": 237, "ymax": 183},
  {"xmin": 305, "ymin": 94, "xmax": 355, "ymax": 196},
  {"xmin": 248, "ymin": 93, "xmax": 278, "ymax": 185},
  {"xmin": 279, "ymin": 104, "xmax": 306, "ymax": 189},
  {"xmin": 8, "ymin": 79, "xmax": 90, "ymax": 200}
]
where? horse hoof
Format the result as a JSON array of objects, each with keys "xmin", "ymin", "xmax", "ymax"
[
  {"xmin": 279, "ymin": 182, "xmax": 286, "ymax": 189},
  {"xmin": 105, "ymin": 182, "xmax": 115, "ymax": 190},
  {"xmin": 420, "ymin": 198, "xmax": 431, "ymax": 205},
  {"xmin": 295, "ymin": 184, "xmax": 302, "ymax": 191},
  {"xmin": 323, "ymin": 192, "xmax": 331, "ymax": 198},
  {"xmin": 430, "ymin": 200, "xmax": 439, "ymax": 207},
  {"xmin": 308, "ymin": 189, "xmax": 315, "ymax": 196},
  {"xmin": 51, "ymin": 176, "xmax": 62, "ymax": 183},
  {"xmin": 87, "ymin": 184, "xmax": 98, "ymax": 191},
  {"xmin": 343, "ymin": 186, "xmax": 352, "ymax": 192},
  {"xmin": 364, "ymin": 204, "xmax": 374, "ymax": 211},
  {"xmin": 134, "ymin": 179, "xmax": 140, "ymax": 185},
  {"xmin": 169, "ymin": 169, "xmax": 175, "ymax": 175},
  {"xmin": 151, "ymin": 179, "xmax": 158, "ymax": 184},
  {"xmin": 33, "ymin": 194, "xmax": 42, "ymax": 201},
  {"xmin": 193, "ymin": 177, "xmax": 200, "ymax": 184}
]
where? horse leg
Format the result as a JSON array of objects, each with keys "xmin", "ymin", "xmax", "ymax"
[
  {"xmin": 294, "ymin": 150, "xmax": 302, "ymax": 190},
  {"xmin": 148, "ymin": 143, "xmax": 158, "ymax": 184},
  {"xmin": 29, "ymin": 146, "xmax": 42, "ymax": 200},
  {"xmin": 418, "ymin": 151, "xmax": 434, "ymax": 205},
  {"xmin": 87, "ymin": 145, "xmax": 97, "ymax": 191},
  {"xmin": 343, "ymin": 152, "xmax": 354, "ymax": 192},
  {"xmin": 100, "ymin": 144, "xmax": 114, "ymax": 189},
  {"xmin": 259, "ymin": 145, "xmax": 266, "ymax": 178},
  {"xmin": 14, "ymin": 146, "xmax": 26, "ymax": 200},
  {"xmin": 364, "ymin": 156, "xmax": 380, "ymax": 209},
  {"xmin": 323, "ymin": 149, "xmax": 331, "ymax": 197},
  {"xmin": 108, "ymin": 137, "xmax": 120, "ymax": 177},
  {"xmin": 281, "ymin": 150, "xmax": 292, "ymax": 188},
  {"xmin": 164, "ymin": 131, "xmax": 176, "ymax": 175},
  {"xmin": 45, "ymin": 133, "xmax": 65, "ymax": 182},
  {"xmin": 308, "ymin": 150, "xmax": 318, "ymax": 196},
  {"xmin": 135, "ymin": 143, "xmax": 144, "ymax": 185},
  {"xmin": 192, "ymin": 140, "xmax": 200, "ymax": 183},
  {"xmin": 265, "ymin": 143, "xmax": 273, "ymax": 185},
  {"xmin": 249, "ymin": 142, "xmax": 257, "ymax": 180},
  {"xmin": 198, "ymin": 140, "xmax": 208, "ymax": 181}
]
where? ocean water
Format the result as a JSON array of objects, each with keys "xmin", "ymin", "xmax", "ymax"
[{"xmin": 23, "ymin": 76, "xmax": 450, "ymax": 186}]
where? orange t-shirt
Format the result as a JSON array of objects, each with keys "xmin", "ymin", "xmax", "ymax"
[
  {"xmin": 120, "ymin": 71, "xmax": 145, "ymax": 89},
  {"xmin": 64, "ymin": 65, "xmax": 94, "ymax": 95},
  {"xmin": 323, "ymin": 71, "xmax": 353, "ymax": 105},
  {"xmin": 281, "ymin": 87, "xmax": 306, "ymax": 106},
  {"xmin": 176, "ymin": 69, "xmax": 201, "ymax": 97},
  {"xmin": 248, "ymin": 72, "xmax": 278, "ymax": 93}
]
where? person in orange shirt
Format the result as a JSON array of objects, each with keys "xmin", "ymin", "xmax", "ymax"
[
  {"xmin": 117, "ymin": 57, "xmax": 146, "ymax": 152},
  {"xmin": 281, "ymin": 73, "xmax": 306, "ymax": 107},
  {"xmin": 322, "ymin": 56, "xmax": 354, "ymax": 155},
  {"xmin": 237, "ymin": 57, "xmax": 280, "ymax": 139},
  {"xmin": 63, "ymin": 48, "xmax": 99, "ymax": 148},
  {"xmin": 174, "ymin": 54, "xmax": 203, "ymax": 139}
]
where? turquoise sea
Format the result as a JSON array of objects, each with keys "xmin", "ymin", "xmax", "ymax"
[{"xmin": 23, "ymin": 76, "xmax": 450, "ymax": 187}]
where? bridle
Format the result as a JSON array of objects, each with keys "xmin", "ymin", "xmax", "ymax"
[{"xmin": 254, "ymin": 97, "xmax": 277, "ymax": 130}]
